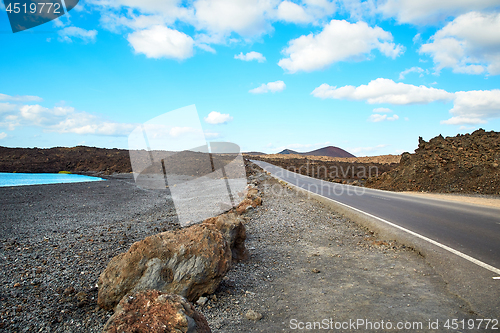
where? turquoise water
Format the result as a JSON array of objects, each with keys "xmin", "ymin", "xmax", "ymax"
[{"xmin": 0, "ymin": 172, "xmax": 105, "ymax": 187}]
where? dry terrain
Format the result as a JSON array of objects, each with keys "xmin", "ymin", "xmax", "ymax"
[{"xmin": 0, "ymin": 164, "xmax": 479, "ymax": 332}]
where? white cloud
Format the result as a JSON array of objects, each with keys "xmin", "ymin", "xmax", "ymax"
[
  {"xmin": 350, "ymin": 144, "xmax": 388, "ymax": 154},
  {"xmin": 234, "ymin": 51, "xmax": 266, "ymax": 62},
  {"xmin": 204, "ymin": 131, "xmax": 220, "ymax": 138},
  {"xmin": 249, "ymin": 80, "xmax": 286, "ymax": 94},
  {"xmin": 278, "ymin": 19, "xmax": 404, "ymax": 73},
  {"xmin": 398, "ymin": 66, "xmax": 425, "ymax": 80},
  {"xmin": 169, "ymin": 126, "xmax": 198, "ymax": 137},
  {"xmin": 127, "ymin": 25, "xmax": 194, "ymax": 60},
  {"xmin": 420, "ymin": 12, "xmax": 500, "ymax": 75},
  {"xmin": 0, "ymin": 93, "xmax": 42, "ymax": 102},
  {"xmin": 441, "ymin": 89, "xmax": 500, "ymax": 125},
  {"xmin": 0, "ymin": 103, "xmax": 19, "ymax": 114},
  {"xmin": 88, "ymin": 0, "xmax": 337, "ymax": 58},
  {"xmin": 193, "ymin": 0, "xmax": 274, "ymax": 39},
  {"xmin": 277, "ymin": 1, "xmax": 312, "ymax": 23},
  {"xmin": 89, "ymin": 0, "xmax": 190, "ymax": 21},
  {"xmin": 0, "ymin": 132, "xmax": 6, "ymax": 140},
  {"xmin": 1, "ymin": 103, "xmax": 135, "ymax": 136},
  {"xmin": 58, "ymin": 26, "xmax": 98, "ymax": 43},
  {"xmin": 368, "ymin": 113, "xmax": 399, "ymax": 122},
  {"xmin": 312, "ymin": 78, "xmax": 454, "ymax": 104},
  {"xmin": 412, "ymin": 33, "xmax": 421, "ymax": 44},
  {"xmin": 378, "ymin": 0, "xmax": 500, "ymax": 25},
  {"xmin": 373, "ymin": 107, "xmax": 392, "ymax": 113},
  {"xmin": 204, "ymin": 111, "xmax": 233, "ymax": 124}
]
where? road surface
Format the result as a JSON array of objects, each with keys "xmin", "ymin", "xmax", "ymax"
[{"xmin": 252, "ymin": 160, "xmax": 500, "ymax": 275}]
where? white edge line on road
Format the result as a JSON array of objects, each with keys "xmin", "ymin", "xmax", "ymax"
[{"xmin": 260, "ymin": 163, "xmax": 500, "ymax": 276}]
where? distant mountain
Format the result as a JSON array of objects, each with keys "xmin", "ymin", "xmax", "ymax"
[
  {"xmin": 244, "ymin": 151, "xmax": 267, "ymax": 155},
  {"xmin": 277, "ymin": 146, "xmax": 355, "ymax": 158},
  {"xmin": 278, "ymin": 149, "xmax": 300, "ymax": 155}
]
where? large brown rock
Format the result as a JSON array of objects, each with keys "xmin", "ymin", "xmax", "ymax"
[
  {"xmin": 103, "ymin": 290, "xmax": 211, "ymax": 333},
  {"xmin": 203, "ymin": 212, "xmax": 248, "ymax": 261},
  {"xmin": 98, "ymin": 224, "xmax": 231, "ymax": 310}
]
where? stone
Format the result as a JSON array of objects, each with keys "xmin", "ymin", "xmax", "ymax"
[
  {"xmin": 103, "ymin": 290, "xmax": 211, "ymax": 333},
  {"xmin": 196, "ymin": 296, "xmax": 208, "ymax": 306},
  {"xmin": 203, "ymin": 212, "xmax": 248, "ymax": 261},
  {"xmin": 246, "ymin": 188, "xmax": 259, "ymax": 200},
  {"xmin": 245, "ymin": 309, "xmax": 262, "ymax": 321},
  {"xmin": 76, "ymin": 291, "xmax": 87, "ymax": 302},
  {"xmin": 97, "ymin": 223, "xmax": 231, "ymax": 310},
  {"xmin": 235, "ymin": 196, "xmax": 262, "ymax": 215},
  {"xmin": 63, "ymin": 286, "xmax": 75, "ymax": 296}
]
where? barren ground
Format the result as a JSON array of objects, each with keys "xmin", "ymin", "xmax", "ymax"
[{"xmin": 0, "ymin": 168, "xmax": 481, "ymax": 332}]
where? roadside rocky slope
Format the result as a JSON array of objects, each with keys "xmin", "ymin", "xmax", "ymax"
[{"xmin": 367, "ymin": 129, "xmax": 500, "ymax": 195}]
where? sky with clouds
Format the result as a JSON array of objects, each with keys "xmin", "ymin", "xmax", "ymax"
[{"xmin": 1, "ymin": 0, "xmax": 500, "ymax": 155}]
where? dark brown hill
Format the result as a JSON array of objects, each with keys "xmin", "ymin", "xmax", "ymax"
[
  {"xmin": 278, "ymin": 146, "xmax": 355, "ymax": 158},
  {"xmin": 0, "ymin": 146, "xmax": 132, "ymax": 174},
  {"xmin": 366, "ymin": 129, "xmax": 500, "ymax": 195}
]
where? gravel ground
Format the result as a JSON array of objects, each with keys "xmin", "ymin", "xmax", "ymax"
[
  {"xmin": 0, "ymin": 174, "xmax": 179, "ymax": 332},
  {"xmin": 1, "ymin": 169, "xmax": 478, "ymax": 332}
]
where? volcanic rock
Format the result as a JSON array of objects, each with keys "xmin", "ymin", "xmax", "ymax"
[
  {"xmin": 367, "ymin": 129, "xmax": 500, "ymax": 194},
  {"xmin": 103, "ymin": 290, "xmax": 211, "ymax": 333},
  {"xmin": 203, "ymin": 212, "xmax": 248, "ymax": 261},
  {"xmin": 97, "ymin": 224, "xmax": 231, "ymax": 310}
]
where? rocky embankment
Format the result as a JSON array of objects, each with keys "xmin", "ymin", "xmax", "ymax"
[
  {"xmin": 367, "ymin": 129, "xmax": 500, "ymax": 195},
  {"xmin": 0, "ymin": 146, "xmax": 132, "ymax": 174}
]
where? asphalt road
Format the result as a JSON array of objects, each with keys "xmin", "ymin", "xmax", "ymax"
[{"xmin": 252, "ymin": 160, "xmax": 500, "ymax": 276}]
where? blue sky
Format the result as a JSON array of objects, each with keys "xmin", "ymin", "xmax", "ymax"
[{"xmin": 1, "ymin": 0, "xmax": 499, "ymax": 156}]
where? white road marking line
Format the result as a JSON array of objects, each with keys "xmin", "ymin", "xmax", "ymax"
[{"xmin": 259, "ymin": 163, "xmax": 500, "ymax": 276}]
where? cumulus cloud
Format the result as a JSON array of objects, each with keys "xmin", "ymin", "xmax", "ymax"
[
  {"xmin": 194, "ymin": 0, "xmax": 274, "ymax": 39},
  {"xmin": 0, "ymin": 103, "xmax": 135, "ymax": 136},
  {"xmin": 311, "ymin": 78, "xmax": 453, "ymax": 104},
  {"xmin": 58, "ymin": 26, "xmax": 98, "ymax": 43},
  {"xmin": 204, "ymin": 111, "xmax": 233, "ymax": 124},
  {"xmin": 278, "ymin": 19, "xmax": 404, "ymax": 73},
  {"xmin": 350, "ymin": 144, "xmax": 388, "ymax": 154},
  {"xmin": 249, "ymin": 80, "xmax": 286, "ymax": 94},
  {"xmin": 420, "ymin": 12, "xmax": 500, "ymax": 75},
  {"xmin": 412, "ymin": 33, "xmax": 422, "ymax": 44},
  {"xmin": 441, "ymin": 89, "xmax": 500, "ymax": 125},
  {"xmin": 378, "ymin": 0, "xmax": 500, "ymax": 25},
  {"xmin": 127, "ymin": 25, "xmax": 194, "ymax": 60},
  {"xmin": 234, "ymin": 51, "xmax": 266, "ymax": 62},
  {"xmin": 311, "ymin": 78, "xmax": 500, "ymax": 125},
  {"xmin": 276, "ymin": 1, "xmax": 312, "ymax": 23},
  {"xmin": 398, "ymin": 66, "xmax": 425, "ymax": 80},
  {"xmin": 368, "ymin": 113, "xmax": 399, "ymax": 122},
  {"xmin": 0, "ymin": 93, "xmax": 42, "ymax": 102},
  {"xmin": 204, "ymin": 131, "xmax": 220, "ymax": 138},
  {"xmin": 87, "ymin": 0, "xmax": 335, "ymax": 59},
  {"xmin": 0, "ymin": 132, "xmax": 6, "ymax": 140},
  {"xmin": 373, "ymin": 107, "xmax": 392, "ymax": 113}
]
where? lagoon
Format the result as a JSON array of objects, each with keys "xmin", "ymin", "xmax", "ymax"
[{"xmin": 0, "ymin": 172, "xmax": 105, "ymax": 187}]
